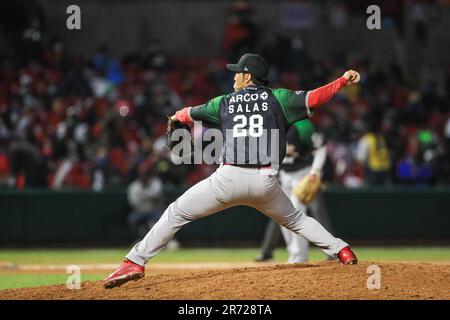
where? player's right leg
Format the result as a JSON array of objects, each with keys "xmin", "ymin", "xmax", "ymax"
[
  {"xmin": 253, "ymin": 174, "xmax": 357, "ymax": 264},
  {"xmin": 104, "ymin": 171, "xmax": 232, "ymax": 288}
]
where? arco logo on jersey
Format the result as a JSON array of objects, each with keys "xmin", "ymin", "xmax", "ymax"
[
  {"xmin": 260, "ymin": 91, "xmax": 268, "ymax": 100},
  {"xmin": 228, "ymin": 90, "xmax": 269, "ymax": 114}
]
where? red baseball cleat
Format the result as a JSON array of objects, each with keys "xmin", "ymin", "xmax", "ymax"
[
  {"xmin": 103, "ymin": 259, "xmax": 145, "ymax": 289},
  {"xmin": 337, "ymin": 246, "xmax": 358, "ymax": 265}
]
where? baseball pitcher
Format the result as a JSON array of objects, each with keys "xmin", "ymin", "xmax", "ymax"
[{"xmin": 104, "ymin": 53, "xmax": 360, "ymax": 289}]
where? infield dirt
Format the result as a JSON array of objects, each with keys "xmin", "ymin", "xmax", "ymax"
[{"xmin": 0, "ymin": 261, "xmax": 449, "ymax": 300}]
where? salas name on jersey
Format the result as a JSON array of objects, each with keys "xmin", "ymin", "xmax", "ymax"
[{"xmin": 227, "ymin": 92, "xmax": 269, "ymax": 114}]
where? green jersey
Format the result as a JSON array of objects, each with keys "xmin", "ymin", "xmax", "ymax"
[
  {"xmin": 281, "ymin": 119, "xmax": 326, "ymax": 172},
  {"xmin": 189, "ymin": 86, "xmax": 312, "ymax": 166},
  {"xmin": 190, "ymin": 88, "xmax": 311, "ymax": 126}
]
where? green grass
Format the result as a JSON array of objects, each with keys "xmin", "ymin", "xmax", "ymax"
[
  {"xmin": 0, "ymin": 248, "xmax": 129, "ymax": 265},
  {"xmin": 0, "ymin": 247, "xmax": 449, "ymax": 290},
  {"xmin": 1, "ymin": 247, "xmax": 450, "ymax": 265},
  {"xmin": 0, "ymin": 274, "xmax": 103, "ymax": 290}
]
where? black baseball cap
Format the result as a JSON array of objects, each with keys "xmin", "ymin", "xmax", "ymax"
[{"xmin": 226, "ymin": 53, "xmax": 268, "ymax": 79}]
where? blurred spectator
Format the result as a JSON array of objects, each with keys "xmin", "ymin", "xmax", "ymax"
[
  {"xmin": 127, "ymin": 163, "xmax": 180, "ymax": 249},
  {"xmin": 140, "ymin": 38, "xmax": 170, "ymax": 72},
  {"xmin": 0, "ymin": 1, "xmax": 46, "ymax": 62},
  {"xmin": 342, "ymin": 163, "xmax": 364, "ymax": 188},
  {"xmin": 52, "ymin": 117, "xmax": 87, "ymax": 189},
  {"xmin": 222, "ymin": 1, "xmax": 259, "ymax": 62},
  {"xmin": 329, "ymin": 1, "xmax": 348, "ymax": 29},
  {"xmin": 411, "ymin": 1, "xmax": 428, "ymax": 43},
  {"xmin": 441, "ymin": 115, "xmax": 450, "ymax": 184},
  {"xmin": 0, "ymin": 143, "xmax": 10, "ymax": 188},
  {"xmin": 356, "ymin": 115, "xmax": 392, "ymax": 186},
  {"xmin": 127, "ymin": 164, "xmax": 162, "ymax": 238},
  {"xmin": 8, "ymin": 135, "xmax": 47, "ymax": 188},
  {"xmin": 91, "ymin": 146, "xmax": 109, "ymax": 191},
  {"xmin": 148, "ymin": 80, "xmax": 181, "ymax": 118},
  {"xmin": 396, "ymin": 135, "xmax": 433, "ymax": 186},
  {"xmin": 92, "ymin": 46, "xmax": 124, "ymax": 86}
]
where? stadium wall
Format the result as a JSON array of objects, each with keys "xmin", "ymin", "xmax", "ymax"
[{"xmin": 0, "ymin": 188, "xmax": 449, "ymax": 247}]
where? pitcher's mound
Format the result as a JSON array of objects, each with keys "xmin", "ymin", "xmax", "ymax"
[{"xmin": 1, "ymin": 261, "xmax": 449, "ymax": 300}]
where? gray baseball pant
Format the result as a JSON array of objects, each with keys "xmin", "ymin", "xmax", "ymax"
[
  {"xmin": 279, "ymin": 167, "xmax": 335, "ymax": 263},
  {"xmin": 126, "ymin": 164, "xmax": 348, "ymax": 266}
]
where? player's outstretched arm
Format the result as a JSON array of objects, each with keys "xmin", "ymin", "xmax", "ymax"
[
  {"xmin": 170, "ymin": 95, "xmax": 224, "ymax": 125},
  {"xmin": 170, "ymin": 107, "xmax": 192, "ymax": 123},
  {"xmin": 307, "ymin": 70, "xmax": 360, "ymax": 109}
]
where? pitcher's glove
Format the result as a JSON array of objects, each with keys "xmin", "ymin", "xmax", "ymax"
[
  {"xmin": 166, "ymin": 116, "xmax": 191, "ymax": 150},
  {"xmin": 292, "ymin": 173, "xmax": 321, "ymax": 205}
]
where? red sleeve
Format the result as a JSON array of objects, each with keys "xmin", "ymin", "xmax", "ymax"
[
  {"xmin": 175, "ymin": 107, "xmax": 193, "ymax": 124},
  {"xmin": 307, "ymin": 77, "xmax": 348, "ymax": 108}
]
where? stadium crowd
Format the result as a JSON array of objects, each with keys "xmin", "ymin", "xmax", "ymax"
[{"xmin": 0, "ymin": 1, "xmax": 449, "ymax": 191}]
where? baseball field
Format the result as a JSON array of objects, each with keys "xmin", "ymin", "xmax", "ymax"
[{"xmin": 0, "ymin": 247, "xmax": 449, "ymax": 300}]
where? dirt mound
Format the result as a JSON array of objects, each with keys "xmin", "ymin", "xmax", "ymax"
[{"xmin": 1, "ymin": 261, "xmax": 449, "ymax": 300}]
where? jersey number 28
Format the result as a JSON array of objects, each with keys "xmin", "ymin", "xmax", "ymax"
[{"xmin": 233, "ymin": 114, "xmax": 264, "ymax": 138}]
